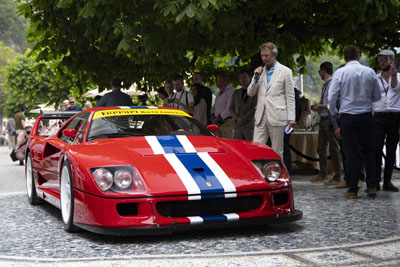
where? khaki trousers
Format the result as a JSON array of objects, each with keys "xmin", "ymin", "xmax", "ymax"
[{"xmin": 253, "ymin": 112, "xmax": 285, "ymax": 159}]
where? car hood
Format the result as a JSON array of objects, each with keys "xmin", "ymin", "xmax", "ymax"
[{"xmin": 70, "ymin": 135, "xmax": 283, "ymax": 197}]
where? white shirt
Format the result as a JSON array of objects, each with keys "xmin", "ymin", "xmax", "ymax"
[
  {"xmin": 211, "ymin": 85, "xmax": 235, "ymax": 120},
  {"xmin": 167, "ymin": 89, "xmax": 194, "ymax": 113},
  {"xmin": 373, "ymin": 72, "xmax": 400, "ymax": 112}
]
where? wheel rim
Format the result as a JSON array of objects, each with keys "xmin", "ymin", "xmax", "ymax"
[
  {"xmin": 26, "ymin": 156, "xmax": 32, "ymax": 198},
  {"xmin": 60, "ymin": 165, "xmax": 71, "ymax": 224}
]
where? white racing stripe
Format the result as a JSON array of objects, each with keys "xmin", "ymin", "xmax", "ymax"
[
  {"xmin": 176, "ymin": 135, "xmax": 196, "ymax": 153},
  {"xmin": 164, "ymin": 154, "xmax": 201, "ymax": 200},
  {"xmin": 188, "ymin": 216, "xmax": 203, "ymax": 224},
  {"xmin": 145, "ymin": 136, "xmax": 165, "ymax": 155},
  {"xmin": 224, "ymin": 213, "xmax": 240, "ymax": 221},
  {"xmin": 197, "ymin": 152, "xmax": 237, "ymax": 198}
]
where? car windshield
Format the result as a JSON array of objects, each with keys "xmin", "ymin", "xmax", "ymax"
[{"xmin": 87, "ymin": 114, "xmax": 212, "ymax": 140}]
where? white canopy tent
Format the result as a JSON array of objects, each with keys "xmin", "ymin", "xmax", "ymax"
[
  {"xmin": 82, "ymin": 84, "xmax": 155, "ymax": 97},
  {"xmin": 30, "ymin": 104, "xmax": 56, "ymax": 114}
]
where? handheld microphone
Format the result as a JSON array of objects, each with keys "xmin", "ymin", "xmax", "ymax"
[{"xmin": 254, "ymin": 63, "xmax": 265, "ymax": 79}]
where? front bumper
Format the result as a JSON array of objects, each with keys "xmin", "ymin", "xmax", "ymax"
[{"xmin": 75, "ymin": 209, "xmax": 303, "ymax": 236}]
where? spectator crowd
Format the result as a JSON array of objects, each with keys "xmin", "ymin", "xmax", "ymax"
[{"xmin": 5, "ymin": 42, "xmax": 400, "ymax": 201}]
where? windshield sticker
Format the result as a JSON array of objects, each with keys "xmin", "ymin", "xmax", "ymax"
[{"xmin": 92, "ymin": 108, "xmax": 191, "ymax": 120}]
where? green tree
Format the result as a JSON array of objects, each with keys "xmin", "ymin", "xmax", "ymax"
[
  {"xmin": 2, "ymin": 52, "xmax": 82, "ymax": 117},
  {"xmin": 0, "ymin": 0, "xmax": 27, "ymax": 52},
  {"xmin": 0, "ymin": 41, "xmax": 18, "ymax": 85},
  {"xmin": 0, "ymin": 41, "xmax": 19, "ymax": 123},
  {"xmin": 16, "ymin": 0, "xmax": 400, "ymax": 91}
]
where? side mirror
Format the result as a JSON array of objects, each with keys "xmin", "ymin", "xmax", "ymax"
[
  {"xmin": 207, "ymin": 124, "xmax": 218, "ymax": 133},
  {"xmin": 63, "ymin": 129, "xmax": 76, "ymax": 138}
]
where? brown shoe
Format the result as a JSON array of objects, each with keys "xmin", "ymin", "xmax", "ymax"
[
  {"xmin": 324, "ymin": 179, "xmax": 341, "ymax": 186},
  {"xmin": 311, "ymin": 175, "xmax": 328, "ymax": 183},
  {"xmin": 344, "ymin": 191, "xmax": 358, "ymax": 199},
  {"xmin": 367, "ymin": 188, "xmax": 377, "ymax": 198},
  {"xmin": 335, "ymin": 180, "xmax": 347, "ymax": 188}
]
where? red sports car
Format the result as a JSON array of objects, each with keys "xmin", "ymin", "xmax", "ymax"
[{"xmin": 25, "ymin": 107, "xmax": 302, "ymax": 235}]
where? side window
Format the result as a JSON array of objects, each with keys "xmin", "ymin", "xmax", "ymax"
[{"xmin": 60, "ymin": 113, "xmax": 90, "ymax": 144}]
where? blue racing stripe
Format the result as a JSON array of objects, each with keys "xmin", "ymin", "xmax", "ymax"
[
  {"xmin": 156, "ymin": 136, "xmax": 186, "ymax": 154},
  {"xmin": 201, "ymin": 215, "xmax": 227, "ymax": 223},
  {"xmin": 176, "ymin": 154, "xmax": 225, "ymax": 199}
]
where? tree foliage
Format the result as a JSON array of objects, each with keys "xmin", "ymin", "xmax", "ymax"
[
  {"xmin": 0, "ymin": 0, "xmax": 27, "ymax": 52},
  {"xmin": 0, "ymin": 41, "xmax": 19, "ymax": 107},
  {"xmin": 2, "ymin": 52, "xmax": 79, "ymax": 117},
  {"xmin": 17, "ymin": 0, "xmax": 400, "ymax": 91},
  {"xmin": 0, "ymin": 41, "xmax": 18, "ymax": 84}
]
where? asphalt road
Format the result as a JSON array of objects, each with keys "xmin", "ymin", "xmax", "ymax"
[{"xmin": 0, "ymin": 146, "xmax": 26, "ymax": 194}]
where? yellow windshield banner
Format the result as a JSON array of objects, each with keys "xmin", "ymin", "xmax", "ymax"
[{"xmin": 92, "ymin": 108, "xmax": 191, "ymax": 120}]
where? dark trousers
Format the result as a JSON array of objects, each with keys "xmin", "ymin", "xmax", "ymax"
[
  {"xmin": 373, "ymin": 112, "xmax": 400, "ymax": 184},
  {"xmin": 340, "ymin": 113, "xmax": 377, "ymax": 193},
  {"xmin": 283, "ymin": 133, "xmax": 292, "ymax": 173}
]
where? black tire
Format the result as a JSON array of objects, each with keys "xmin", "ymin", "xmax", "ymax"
[
  {"xmin": 26, "ymin": 153, "xmax": 42, "ymax": 205},
  {"xmin": 60, "ymin": 160, "xmax": 79, "ymax": 232}
]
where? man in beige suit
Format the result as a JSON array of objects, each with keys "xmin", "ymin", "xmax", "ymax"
[{"xmin": 247, "ymin": 42, "xmax": 296, "ymax": 158}]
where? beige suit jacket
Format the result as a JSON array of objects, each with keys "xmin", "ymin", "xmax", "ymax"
[{"xmin": 247, "ymin": 62, "xmax": 295, "ymax": 126}]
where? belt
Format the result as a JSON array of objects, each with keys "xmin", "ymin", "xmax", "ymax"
[
  {"xmin": 374, "ymin": 112, "xmax": 400, "ymax": 116},
  {"xmin": 341, "ymin": 112, "xmax": 372, "ymax": 117},
  {"xmin": 223, "ymin": 116, "xmax": 232, "ymax": 121}
]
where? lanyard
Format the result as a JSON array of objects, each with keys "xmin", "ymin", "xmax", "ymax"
[{"xmin": 379, "ymin": 77, "xmax": 390, "ymax": 95}]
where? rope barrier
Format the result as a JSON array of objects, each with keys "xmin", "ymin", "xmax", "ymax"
[
  {"xmin": 290, "ymin": 146, "xmax": 400, "ymax": 170},
  {"xmin": 289, "ymin": 145, "xmax": 331, "ymax": 162}
]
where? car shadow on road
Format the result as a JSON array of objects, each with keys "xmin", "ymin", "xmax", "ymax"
[{"xmin": 35, "ymin": 200, "xmax": 305, "ymax": 244}]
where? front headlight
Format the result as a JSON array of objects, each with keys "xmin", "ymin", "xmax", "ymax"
[
  {"xmin": 114, "ymin": 170, "xmax": 132, "ymax": 189},
  {"xmin": 91, "ymin": 166, "xmax": 144, "ymax": 192},
  {"xmin": 252, "ymin": 160, "xmax": 281, "ymax": 182},
  {"xmin": 92, "ymin": 168, "xmax": 113, "ymax": 191}
]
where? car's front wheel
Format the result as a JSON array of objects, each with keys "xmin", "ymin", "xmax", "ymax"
[
  {"xmin": 60, "ymin": 160, "xmax": 78, "ymax": 232},
  {"xmin": 26, "ymin": 152, "xmax": 42, "ymax": 205}
]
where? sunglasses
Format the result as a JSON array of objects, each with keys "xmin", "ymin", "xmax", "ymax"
[
  {"xmin": 26, "ymin": 131, "xmax": 31, "ymax": 134},
  {"xmin": 69, "ymin": 101, "xmax": 75, "ymax": 104},
  {"xmin": 378, "ymin": 57, "xmax": 390, "ymax": 63}
]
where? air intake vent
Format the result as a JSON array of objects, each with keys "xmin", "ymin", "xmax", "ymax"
[
  {"xmin": 116, "ymin": 203, "xmax": 138, "ymax": 216},
  {"xmin": 273, "ymin": 192, "xmax": 288, "ymax": 206},
  {"xmin": 156, "ymin": 196, "xmax": 262, "ymax": 218}
]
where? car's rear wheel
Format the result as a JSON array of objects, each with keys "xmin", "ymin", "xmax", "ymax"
[
  {"xmin": 26, "ymin": 153, "xmax": 42, "ymax": 205},
  {"xmin": 60, "ymin": 160, "xmax": 78, "ymax": 232}
]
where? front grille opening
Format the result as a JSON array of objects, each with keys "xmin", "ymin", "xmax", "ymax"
[
  {"xmin": 273, "ymin": 192, "xmax": 288, "ymax": 206},
  {"xmin": 116, "ymin": 203, "xmax": 138, "ymax": 216},
  {"xmin": 156, "ymin": 196, "xmax": 262, "ymax": 218}
]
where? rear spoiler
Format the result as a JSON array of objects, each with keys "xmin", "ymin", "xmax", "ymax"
[{"xmin": 42, "ymin": 111, "xmax": 79, "ymax": 120}]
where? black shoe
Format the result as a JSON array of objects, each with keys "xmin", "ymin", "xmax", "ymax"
[
  {"xmin": 382, "ymin": 182, "xmax": 399, "ymax": 192},
  {"xmin": 19, "ymin": 161, "xmax": 24, "ymax": 166}
]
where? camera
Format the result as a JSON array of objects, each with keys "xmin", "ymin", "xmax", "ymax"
[
  {"xmin": 311, "ymin": 104, "xmax": 316, "ymax": 110},
  {"xmin": 167, "ymin": 98, "xmax": 174, "ymax": 103}
]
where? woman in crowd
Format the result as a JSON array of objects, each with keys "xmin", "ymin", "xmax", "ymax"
[
  {"xmin": 15, "ymin": 125, "xmax": 32, "ymax": 165},
  {"xmin": 191, "ymin": 83, "xmax": 207, "ymax": 126},
  {"xmin": 84, "ymin": 101, "xmax": 93, "ymax": 109},
  {"xmin": 157, "ymin": 86, "xmax": 170, "ymax": 107}
]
